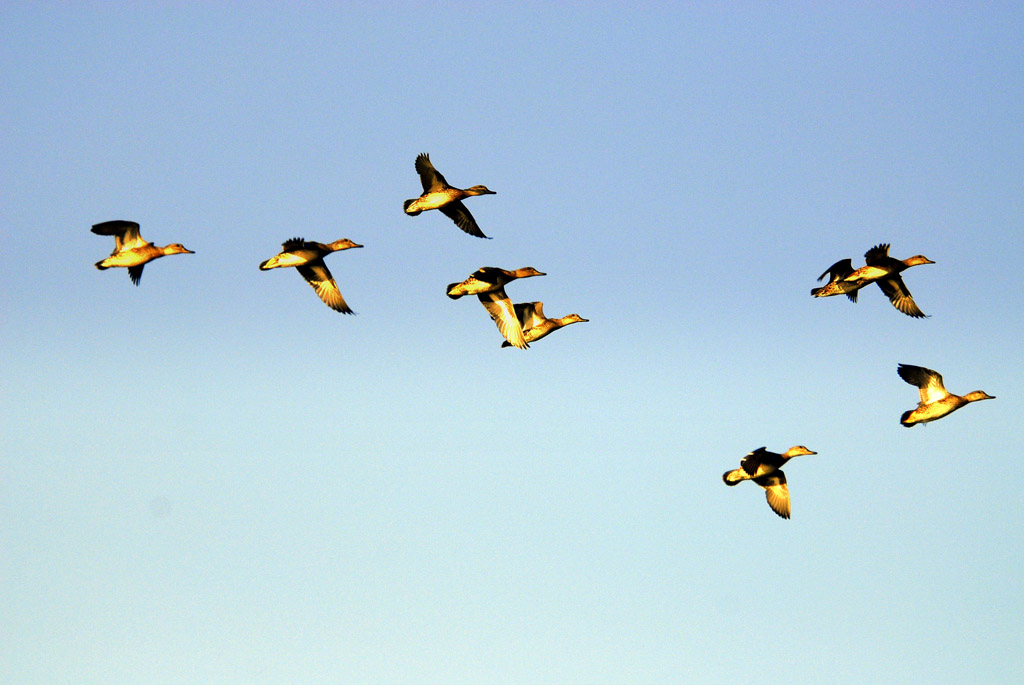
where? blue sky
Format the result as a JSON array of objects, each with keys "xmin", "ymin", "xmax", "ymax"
[{"xmin": 2, "ymin": 3, "xmax": 1022, "ymax": 682}]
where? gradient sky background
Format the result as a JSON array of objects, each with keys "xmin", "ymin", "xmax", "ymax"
[{"xmin": 2, "ymin": 3, "xmax": 1022, "ymax": 683}]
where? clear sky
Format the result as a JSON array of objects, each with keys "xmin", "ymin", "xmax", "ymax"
[{"xmin": 2, "ymin": 3, "xmax": 1022, "ymax": 683}]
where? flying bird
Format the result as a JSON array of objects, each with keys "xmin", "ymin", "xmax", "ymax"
[
  {"xmin": 500, "ymin": 302, "xmax": 588, "ymax": 348},
  {"xmin": 447, "ymin": 267, "xmax": 546, "ymax": 349},
  {"xmin": 92, "ymin": 220, "xmax": 193, "ymax": 285},
  {"xmin": 812, "ymin": 243, "xmax": 934, "ymax": 317},
  {"xmin": 403, "ymin": 153, "xmax": 496, "ymax": 238},
  {"xmin": 722, "ymin": 445, "xmax": 817, "ymax": 519},
  {"xmin": 897, "ymin": 364, "xmax": 994, "ymax": 426},
  {"xmin": 259, "ymin": 238, "xmax": 362, "ymax": 313}
]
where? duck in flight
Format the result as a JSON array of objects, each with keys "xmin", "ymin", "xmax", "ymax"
[
  {"xmin": 259, "ymin": 238, "xmax": 362, "ymax": 314},
  {"xmin": 447, "ymin": 267, "xmax": 546, "ymax": 349},
  {"xmin": 500, "ymin": 302, "xmax": 588, "ymax": 348},
  {"xmin": 812, "ymin": 243, "xmax": 934, "ymax": 317},
  {"xmin": 722, "ymin": 445, "xmax": 817, "ymax": 519},
  {"xmin": 403, "ymin": 153, "xmax": 496, "ymax": 239},
  {"xmin": 92, "ymin": 220, "xmax": 193, "ymax": 285},
  {"xmin": 897, "ymin": 364, "xmax": 994, "ymax": 426}
]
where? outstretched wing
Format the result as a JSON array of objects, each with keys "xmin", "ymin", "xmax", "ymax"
[
  {"xmin": 817, "ymin": 258, "xmax": 854, "ymax": 282},
  {"xmin": 876, "ymin": 275, "xmax": 927, "ymax": 318},
  {"xmin": 296, "ymin": 260, "xmax": 354, "ymax": 314},
  {"xmin": 479, "ymin": 289, "xmax": 527, "ymax": 349},
  {"xmin": 92, "ymin": 220, "xmax": 144, "ymax": 251},
  {"xmin": 414, "ymin": 153, "xmax": 447, "ymax": 193},
  {"xmin": 754, "ymin": 471, "xmax": 790, "ymax": 519},
  {"xmin": 897, "ymin": 364, "xmax": 946, "ymax": 404},
  {"xmin": 863, "ymin": 243, "xmax": 892, "ymax": 266},
  {"xmin": 439, "ymin": 201, "xmax": 489, "ymax": 239},
  {"xmin": 514, "ymin": 302, "xmax": 547, "ymax": 330}
]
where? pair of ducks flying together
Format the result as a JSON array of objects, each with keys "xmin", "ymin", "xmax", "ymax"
[
  {"xmin": 446, "ymin": 267, "xmax": 588, "ymax": 349},
  {"xmin": 725, "ymin": 365, "xmax": 994, "ymax": 519},
  {"xmin": 92, "ymin": 221, "xmax": 360, "ymax": 313},
  {"xmin": 812, "ymin": 243, "xmax": 934, "ymax": 318}
]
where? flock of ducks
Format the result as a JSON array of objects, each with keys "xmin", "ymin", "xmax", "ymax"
[
  {"xmin": 90, "ymin": 155, "xmax": 995, "ymax": 520},
  {"xmin": 722, "ymin": 242, "xmax": 995, "ymax": 518},
  {"xmin": 91, "ymin": 153, "xmax": 588, "ymax": 351}
]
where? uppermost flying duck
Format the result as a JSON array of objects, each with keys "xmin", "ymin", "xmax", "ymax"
[
  {"xmin": 403, "ymin": 153, "xmax": 496, "ymax": 239},
  {"xmin": 92, "ymin": 220, "xmax": 193, "ymax": 285},
  {"xmin": 447, "ymin": 267, "xmax": 546, "ymax": 349},
  {"xmin": 811, "ymin": 243, "xmax": 934, "ymax": 318}
]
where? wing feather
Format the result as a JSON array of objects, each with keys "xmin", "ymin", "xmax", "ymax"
[
  {"xmin": 296, "ymin": 261, "xmax": 354, "ymax": 314},
  {"xmin": 479, "ymin": 290, "xmax": 527, "ymax": 349}
]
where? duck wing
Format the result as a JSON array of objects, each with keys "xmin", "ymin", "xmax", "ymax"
[
  {"xmin": 439, "ymin": 201, "xmax": 489, "ymax": 239},
  {"xmin": 863, "ymin": 243, "xmax": 893, "ymax": 267},
  {"xmin": 281, "ymin": 237, "xmax": 308, "ymax": 251},
  {"xmin": 128, "ymin": 264, "xmax": 144, "ymax": 286},
  {"xmin": 876, "ymin": 274, "xmax": 926, "ymax": 318},
  {"xmin": 818, "ymin": 259, "xmax": 859, "ymax": 301},
  {"xmin": 754, "ymin": 471, "xmax": 790, "ymax": 519},
  {"xmin": 296, "ymin": 260, "xmax": 354, "ymax": 314},
  {"xmin": 478, "ymin": 289, "xmax": 527, "ymax": 349},
  {"xmin": 92, "ymin": 220, "xmax": 144, "ymax": 251},
  {"xmin": 817, "ymin": 258, "xmax": 854, "ymax": 282},
  {"xmin": 514, "ymin": 302, "xmax": 547, "ymax": 330},
  {"xmin": 898, "ymin": 364, "xmax": 947, "ymax": 404},
  {"xmin": 414, "ymin": 153, "xmax": 447, "ymax": 193},
  {"xmin": 740, "ymin": 447, "xmax": 768, "ymax": 476}
]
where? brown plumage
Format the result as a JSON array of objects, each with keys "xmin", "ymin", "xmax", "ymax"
[
  {"xmin": 722, "ymin": 446, "xmax": 817, "ymax": 519},
  {"xmin": 92, "ymin": 220, "xmax": 193, "ymax": 285},
  {"xmin": 403, "ymin": 153, "xmax": 496, "ymax": 238},
  {"xmin": 898, "ymin": 364, "xmax": 994, "ymax": 426},
  {"xmin": 811, "ymin": 243, "xmax": 934, "ymax": 317},
  {"xmin": 446, "ymin": 267, "xmax": 546, "ymax": 349},
  {"xmin": 259, "ymin": 238, "xmax": 362, "ymax": 313}
]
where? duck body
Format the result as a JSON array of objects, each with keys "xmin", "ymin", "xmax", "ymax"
[
  {"xmin": 92, "ymin": 220, "xmax": 193, "ymax": 285},
  {"xmin": 259, "ymin": 237, "xmax": 362, "ymax": 314},
  {"xmin": 898, "ymin": 364, "xmax": 994, "ymax": 426},
  {"xmin": 446, "ymin": 267, "xmax": 544, "ymax": 300},
  {"xmin": 811, "ymin": 244, "xmax": 933, "ymax": 317},
  {"xmin": 404, "ymin": 153, "xmax": 495, "ymax": 238},
  {"xmin": 500, "ymin": 302, "xmax": 588, "ymax": 347},
  {"xmin": 722, "ymin": 445, "xmax": 816, "ymax": 519},
  {"xmin": 446, "ymin": 267, "xmax": 545, "ymax": 349},
  {"xmin": 810, "ymin": 258, "xmax": 862, "ymax": 301}
]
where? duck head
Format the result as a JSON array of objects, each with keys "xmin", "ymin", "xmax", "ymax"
[
  {"xmin": 511, "ymin": 267, "xmax": 545, "ymax": 278},
  {"xmin": 782, "ymin": 445, "xmax": 817, "ymax": 458},
  {"xmin": 903, "ymin": 255, "xmax": 935, "ymax": 266},
  {"xmin": 164, "ymin": 243, "xmax": 194, "ymax": 255},
  {"xmin": 964, "ymin": 391, "xmax": 995, "ymax": 402}
]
